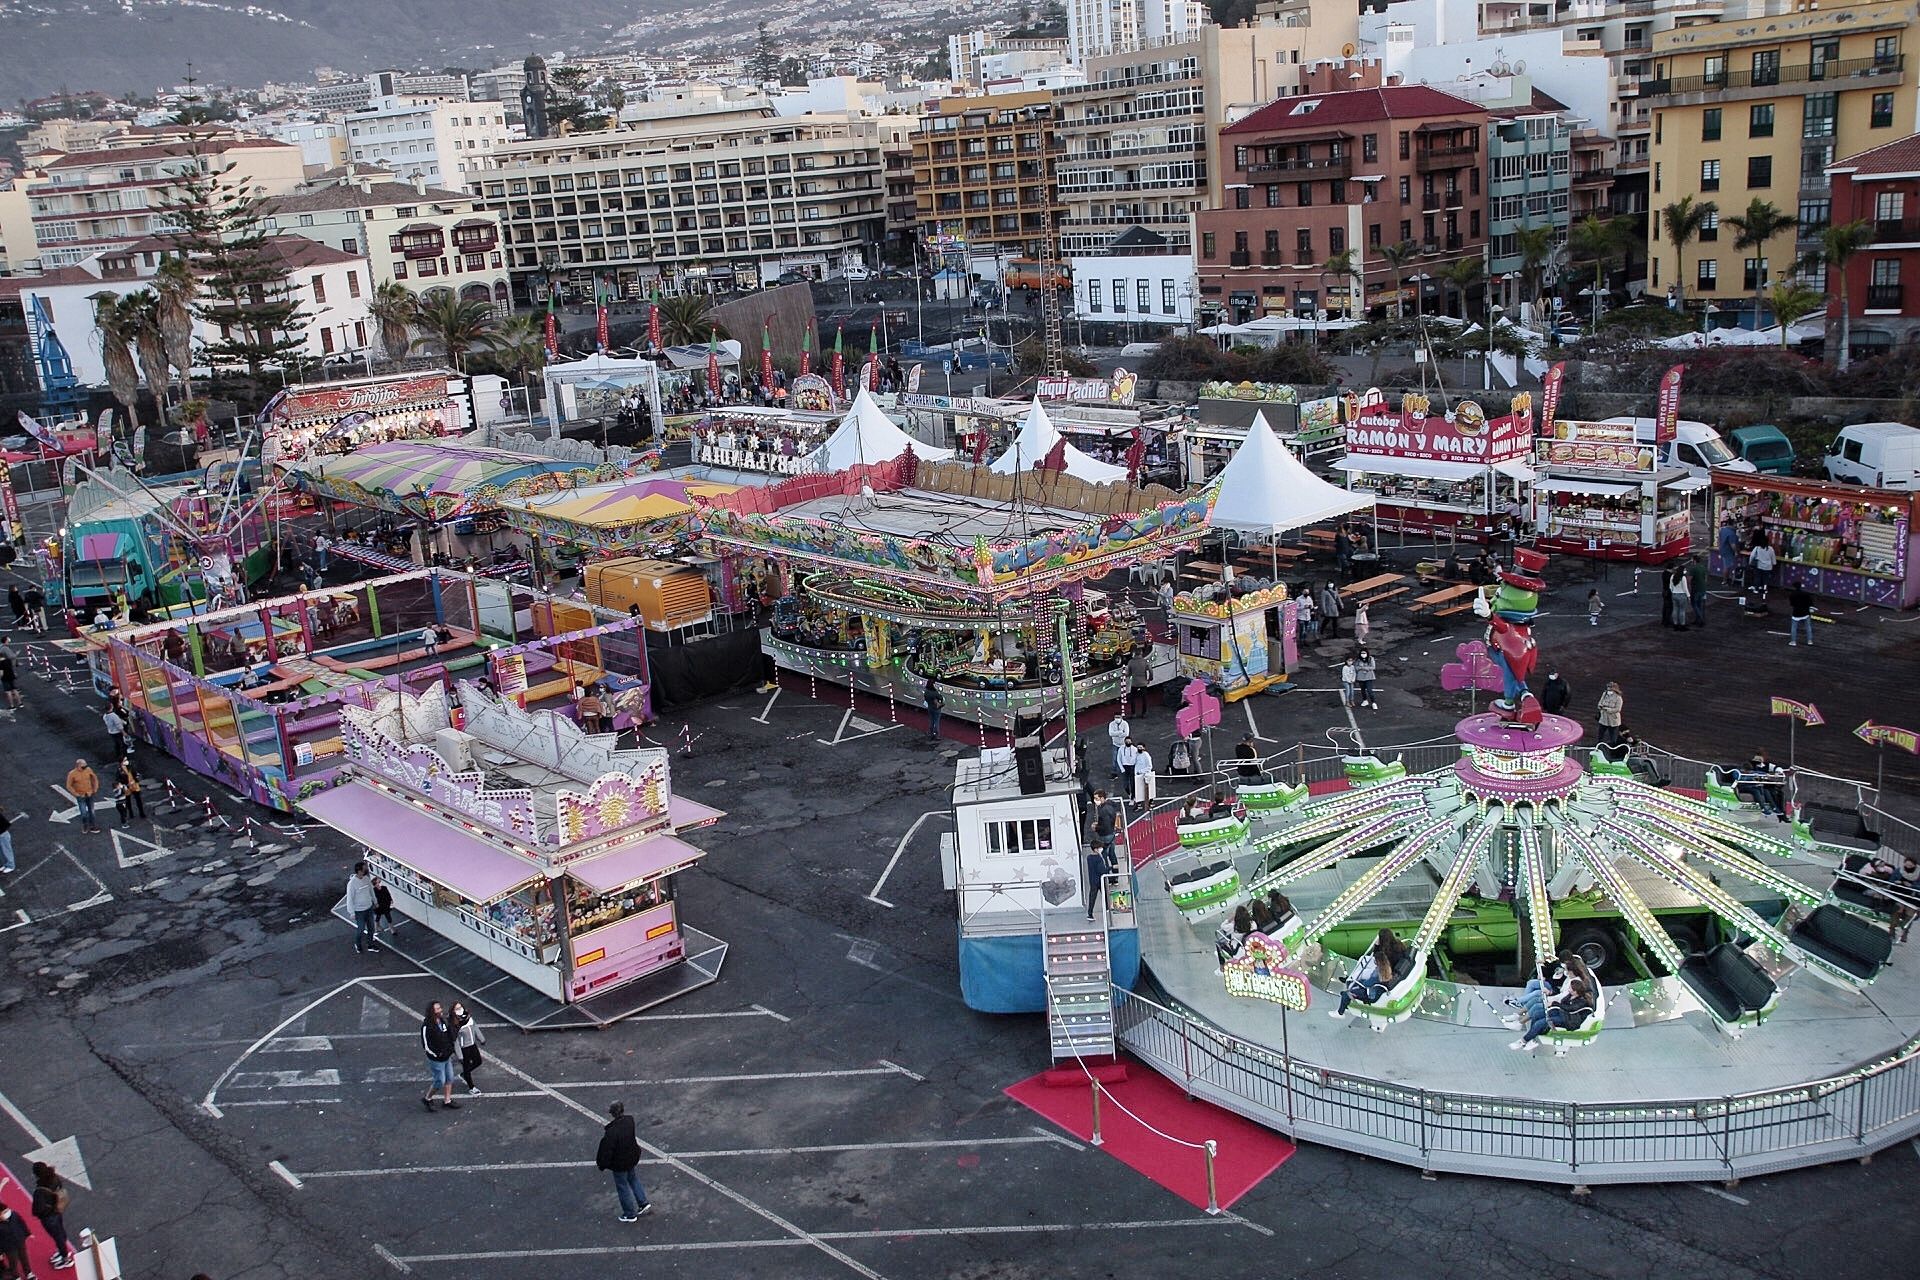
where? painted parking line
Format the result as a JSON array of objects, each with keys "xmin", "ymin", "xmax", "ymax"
[
  {"xmin": 1692, "ymin": 1184, "xmax": 1750, "ymax": 1206},
  {"xmin": 866, "ymin": 810, "xmax": 951, "ymax": 908}
]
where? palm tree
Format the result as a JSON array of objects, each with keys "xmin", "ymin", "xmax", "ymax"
[
  {"xmin": 656, "ymin": 293, "xmax": 729, "ymax": 347},
  {"xmin": 93, "ymin": 293, "xmax": 142, "ymax": 434},
  {"xmin": 1319, "ymin": 248, "xmax": 1360, "ymax": 323},
  {"xmin": 1728, "ymin": 198, "xmax": 1797, "ymax": 328},
  {"xmin": 1443, "ymin": 255, "xmax": 1484, "ymax": 322},
  {"xmin": 1804, "ymin": 219, "xmax": 1875, "ymax": 370},
  {"xmin": 1766, "ymin": 281, "xmax": 1824, "ymax": 348},
  {"xmin": 486, "ymin": 313, "xmax": 547, "ymax": 388},
  {"xmin": 127, "ymin": 291, "xmax": 173, "ymax": 423},
  {"xmin": 1661, "ymin": 195, "xmax": 1716, "ymax": 310},
  {"xmin": 1512, "ymin": 223, "xmax": 1556, "ymax": 317},
  {"xmin": 152, "ymin": 255, "xmax": 196, "ymax": 396},
  {"xmin": 1377, "ymin": 240, "xmax": 1419, "ymax": 319},
  {"xmin": 369, "ymin": 280, "xmax": 418, "ymax": 364},
  {"xmin": 408, "ymin": 291, "xmax": 498, "ymax": 367}
]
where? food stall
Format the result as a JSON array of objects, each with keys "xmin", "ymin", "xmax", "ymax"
[
  {"xmin": 300, "ymin": 680, "xmax": 725, "ymax": 1023},
  {"xmin": 1709, "ymin": 472, "xmax": 1919, "ymax": 607},
  {"xmin": 260, "ymin": 372, "xmax": 459, "ymax": 465},
  {"xmin": 690, "ymin": 406, "xmax": 840, "ymax": 475},
  {"xmin": 1531, "ymin": 419, "xmax": 1693, "ymax": 564},
  {"xmin": 1334, "ymin": 389, "xmax": 1536, "ymax": 542}
]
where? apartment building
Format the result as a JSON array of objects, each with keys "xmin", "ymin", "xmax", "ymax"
[
  {"xmin": 1052, "ymin": 10, "xmax": 1357, "ymax": 257},
  {"xmin": 26, "ymin": 133, "xmax": 306, "ymax": 269},
  {"xmin": 949, "ymin": 30, "xmax": 1073, "ymax": 90},
  {"xmin": 1196, "ymin": 75, "xmax": 1490, "ymax": 322},
  {"xmin": 346, "ymin": 97, "xmax": 514, "ymax": 194},
  {"xmin": 1642, "ymin": 0, "xmax": 1918, "ymax": 313},
  {"xmin": 478, "ymin": 108, "xmax": 886, "ymax": 299},
  {"xmin": 911, "ymin": 91, "xmax": 1064, "ymax": 262},
  {"xmin": 257, "ymin": 116, "xmax": 350, "ymax": 172},
  {"xmin": 311, "ymin": 71, "xmax": 471, "ymax": 115},
  {"xmin": 1824, "ymin": 132, "xmax": 1920, "ymax": 348},
  {"xmin": 1, "ymin": 176, "xmax": 38, "ymax": 275},
  {"xmin": 1067, "ymin": 0, "xmax": 1208, "ymax": 64},
  {"xmin": 264, "ymin": 173, "xmax": 511, "ymax": 313}
]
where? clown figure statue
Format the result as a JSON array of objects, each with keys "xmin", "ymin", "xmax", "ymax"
[{"xmin": 1471, "ymin": 547, "xmax": 1548, "ymax": 730}]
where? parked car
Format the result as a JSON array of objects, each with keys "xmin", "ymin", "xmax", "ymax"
[
  {"xmin": 1598, "ymin": 417, "xmax": 1757, "ymax": 482},
  {"xmin": 1728, "ymin": 424, "xmax": 1796, "ymax": 475},
  {"xmin": 842, "ymin": 264, "xmax": 871, "ymax": 282},
  {"xmin": 1825, "ymin": 421, "xmax": 1920, "ymax": 489},
  {"xmin": 776, "ymin": 270, "xmax": 811, "ymax": 286}
]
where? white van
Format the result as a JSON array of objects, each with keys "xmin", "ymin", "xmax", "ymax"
[
  {"xmin": 1825, "ymin": 422, "xmax": 1920, "ymax": 489},
  {"xmin": 1597, "ymin": 417, "xmax": 1757, "ymax": 482}
]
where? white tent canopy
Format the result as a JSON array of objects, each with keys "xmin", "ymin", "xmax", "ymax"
[
  {"xmin": 808, "ymin": 387, "xmax": 954, "ymax": 471},
  {"xmin": 1208, "ymin": 412, "xmax": 1372, "ymax": 535},
  {"xmin": 989, "ymin": 399, "xmax": 1128, "ymax": 484}
]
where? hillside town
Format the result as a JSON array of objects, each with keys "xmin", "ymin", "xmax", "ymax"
[{"xmin": 2, "ymin": 2, "xmax": 1920, "ymax": 1279}]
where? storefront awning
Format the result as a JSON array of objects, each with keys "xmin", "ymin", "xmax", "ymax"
[
  {"xmin": 1668, "ymin": 476, "xmax": 1711, "ymax": 493},
  {"xmin": 1334, "ymin": 455, "xmax": 1485, "ymax": 482},
  {"xmin": 301, "ymin": 781, "xmax": 543, "ymax": 904},
  {"xmin": 1491, "ymin": 458, "xmax": 1536, "ymax": 481},
  {"xmin": 669, "ymin": 795, "xmax": 726, "ymax": 830},
  {"xmin": 568, "ymin": 832, "xmax": 708, "ymax": 895},
  {"xmin": 1534, "ymin": 478, "xmax": 1640, "ymax": 497}
]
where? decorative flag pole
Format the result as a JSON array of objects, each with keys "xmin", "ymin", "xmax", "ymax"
[
  {"xmin": 595, "ymin": 277, "xmax": 609, "ymax": 353},
  {"xmin": 761, "ymin": 314, "xmax": 775, "ymax": 396},
  {"xmin": 647, "ymin": 288, "xmax": 662, "ymax": 353},
  {"xmin": 830, "ymin": 325, "xmax": 846, "ymax": 401},
  {"xmin": 706, "ymin": 331, "xmax": 722, "ymax": 400},
  {"xmin": 544, "ymin": 289, "xmax": 559, "ymax": 359},
  {"xmin": 866, "ymin": 323, "xmax": 880, "ymax": 391},
  {"xmin": 799, "ymin": 324, "xmax": 813, "ymax": 379}
]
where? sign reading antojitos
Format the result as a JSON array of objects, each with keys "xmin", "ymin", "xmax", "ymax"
[{"xmin": 262, "ymin": 373, "xmax": 452, "ymax": 423}]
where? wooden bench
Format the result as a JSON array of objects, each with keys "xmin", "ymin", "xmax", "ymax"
[
  {"xmin": 1340, "ymin": 572, "xmax": 1403, "ymax": 599},
  {"xmin": 1433, "ymin": 602, "xmax": 1476, "ymax": 618},
  {"xmin": 1356, "ymin": 586, "xmax": 1411, "ymax": 607}
]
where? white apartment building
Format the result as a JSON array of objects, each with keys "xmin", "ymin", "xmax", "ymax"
[
  {"xmin": 257, "ymin": 116, "xmax": 350, "ymax": 172},
  {"xmin": 1053, "ymin": 10, "xmax": 1357, "ymax": 256},
  {"xmin": 1067, "ymin": 0, "xmax": 1207, "ymax": 64},
  {"xmin": 265, "ymin": 174, "xmax": 511, "ymax": 313},
  {"xmin": 477, "ymin": 108, "xmax": 886, "ymax": 299},
  {"xmin": 1, "ymin": 176, "xmax": 40, "ymax": 275},
  {"xmin": 1067, "ymin": 248, "xmax": 1197, "ymax": 329},
  {"xmin": 17, "ymin": 236, "xmax": 374, "ymax": 385},
  {"xmin": 26, "ymin": 134, "xmax": 306, "ymax": 269},
  {"xmin": 346, "ymin": 97, "xmax": 512, "ymax": 193},
  {"xmin": 949, "ymin": 30, "xmax": 1075, "ymax": 89}
]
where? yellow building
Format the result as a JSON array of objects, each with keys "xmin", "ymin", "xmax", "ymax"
[
  {"xmin": 1644, "ymin": 0, "xmax": 1918, "ymax": 314},
  {"xmin": 911, "ymin": 90, "xmax": 1065, "ymax": 263}
]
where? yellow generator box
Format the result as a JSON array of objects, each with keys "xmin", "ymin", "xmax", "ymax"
[{"xmin": 585, "ymin": 557, "xmax": 714, "ymax": 631}]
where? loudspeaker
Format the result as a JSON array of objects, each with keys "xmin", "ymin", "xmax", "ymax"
[
  {"xmin": 1015, "ymin": 742, "xmax": 1046, "ymax": 795},
  {"xmin": 1013, "ymin": 712, "xmax": 1043, "ymax": 745}
]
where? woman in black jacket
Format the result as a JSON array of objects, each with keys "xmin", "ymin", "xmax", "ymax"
[
  {"xmin": 31, "ymin": 1161, "xmax": 74, "ymax": 1267},
  {"xmin": 420, "ymin": 1002, "xmax": 460, "ymax": 1111}
]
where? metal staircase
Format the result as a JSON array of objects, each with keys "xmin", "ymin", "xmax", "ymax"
[{"xmin": 1044, "ymin": 893, "xmax": 1115, "ymax": 1060}]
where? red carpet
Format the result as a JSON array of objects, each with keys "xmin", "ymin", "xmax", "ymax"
[
  {"xmin": 1005, "ymin": 1060, "xmax": 1295, "ymax": 1211},
  {"xmin": 0, "ymin": 1156, "xmax": 68, "ymax": 1272}
]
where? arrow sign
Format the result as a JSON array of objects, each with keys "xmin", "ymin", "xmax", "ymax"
[
  {"xmin": 1856, "ymin": 720, "xmax": 1920, "ymax": 754},
  {"xmin": 21, "ymin": 1134, "xmax": 91, "ymax": 1192},
  {"xmin": 1769, "ymin": 697, "xmax": 1824, "ymax": 726},
  {"xmin": 47, "ymin": 784, "xmax": 79, "ymax": 825}
]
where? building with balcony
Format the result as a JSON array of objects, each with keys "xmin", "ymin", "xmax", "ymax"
[
  {"xmin": 1643, "ymin": 0, "xmax": 1918, "ymax": 315},
  {"xmin": 263, "ymin": 173, "xmax": 511, "ymax": 314},
  {"xmin": 950, "ymin": 29, "xmax": 1075, "ymax": 90},
  {"xmin": 912, "ymin": 91, "xmax": 1065, "ymax": 262},
  {"xmin": 477, "ymin": 108, "xmax": 885, "ymax": 300},
  {"xmin": 1068, "ymin": 0, "xmax": 1209, "ymax": 64},
  {"xmin": 346, "ymin": 97, "xmax": 513, "ymax": 194},
  {"xmin": 25, "ymin": 133, "xmax": 306, "ymax": 270},
  {"xmin": 1051, "ymin": 10, "xmax": 1357, "ymax": 257},
  {"xmin": 1824, "ymin": 132, "xmax": 1920, "ymax": 349},
  {"xmin": 1196, "ymin": 75, "xmax": 1490, "ymax": 322}
]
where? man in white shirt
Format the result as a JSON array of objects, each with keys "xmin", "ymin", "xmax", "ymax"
[
  {"xmin": 102, "ymin": 706, "xmax": 127, "ymax": 761},
  {"xmin": 1107, "ymin": 713, "xmax": 1130, "ymax": 778}
]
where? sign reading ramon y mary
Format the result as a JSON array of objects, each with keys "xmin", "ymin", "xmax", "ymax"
[{"xmin": 1342, "ymin": 389, "xmax": 1533, "ymax": 463}]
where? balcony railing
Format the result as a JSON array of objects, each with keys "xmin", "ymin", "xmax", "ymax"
[
  {"xmin": 1243, "ymin": 155, "xmax": 1352, "ymax": 178},
  {"xmin": 1868, "ymin": 284, "xmax": 1905, "ymax": 309},
  {"xmin": 1640, "ymin": 54, "xmax": 1903, "ymax": 98},
  {"xmin": 1229, "ymin": 250, "xmax": 1252, "ymax": 267},
  {"xmin": 1416, "ymin": 145, "xmax": 1476, "ymax": 173},
  {"xmin": 1873, "ymin": 217, "xmax": 1920, "ymax": 243},
  {"xmin": 1260, "ymin": 249, "xmax": 1284, "ymax": 266}
]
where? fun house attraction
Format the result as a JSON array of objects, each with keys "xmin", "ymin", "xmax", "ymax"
[
  {"xmin": 1117, "ymin": 543, "xmax": 1918, "ymax": 1184},
  {"xmin": 697, "ymin": 401, "xmax": 1211, "ymax": 729}
]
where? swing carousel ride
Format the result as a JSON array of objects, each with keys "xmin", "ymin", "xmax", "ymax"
[{"xmin": 1137, "ymin": 543, "xmax": 1910, "ymax": 1158}]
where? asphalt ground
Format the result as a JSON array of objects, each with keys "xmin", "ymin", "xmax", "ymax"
[{"xmin": 2, "ymin": 547, "xmax": 1919, "ymax": 1279}]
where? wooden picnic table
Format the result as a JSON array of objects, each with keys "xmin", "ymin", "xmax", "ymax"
[
  {"xmin": 1301, "ymin": 529, "xmax": 1338, "ymax": 546},
  {"xmin": 1182, "ymin": 559, "xmax": 1228, "ymax": 575},
  {"xmin": 1409, "ymin": 583, "xmax": 1479, "ymax": 609},
  {"xmin": 1236, "ymin": 545, "xmax": 1307, "ymax": 563},
  {"xmin": 1340, "ymin": 572, "xmax": 1403, "ymax": 598}
]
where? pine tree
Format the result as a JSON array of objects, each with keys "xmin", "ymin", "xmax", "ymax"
[
  {"xmin": 154, "ymin": 141, "xmax": 309, "ymax": 386},
  {"xmin": 750, "ymin": 23, "xmax": 780, "ymax": 85}
]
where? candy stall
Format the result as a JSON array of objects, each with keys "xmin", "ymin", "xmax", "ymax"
[
  {"xmin": 1333, "ymin": 389, "xmax": 1536, "ymax": 543},
  {"xmin": 1709, "ymin": 472, "xmax": 1919, "ymax": 608}
]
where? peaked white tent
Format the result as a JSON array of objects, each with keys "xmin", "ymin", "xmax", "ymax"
[
  {"xmin": 989, "ymin": 399, "xmax": 1127, "ymax": 484},
  {"xmin": 1209, "ymin": 412, "xmax": 1372, "ymax": 534},
  {"xmin": 808, "ymin": 388, "xmax": 953, "ymax": 471}
]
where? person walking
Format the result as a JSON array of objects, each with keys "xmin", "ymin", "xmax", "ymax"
[
  {"xmin": 1132, "ymin": 742, "xmax": 1156, "ymax": 805},
  {"xmin": 1667, "ymin": 566, "xmax": 1689, "ymax": 633},
  {"xmin": 1297, "ymin": 590, "xmax": 1317, "ymax": 642},
  {"xmin": 1686, "ymin": 555, "xmax": 1708, "ymax": 628},
  {"xmin": 1126, "ymin": 648, "xmax": 1152, "ymax": 717},
  {"xmin": 419, "ymin": 1001, "xmax": 460, "ymax": 1111},
  {"xmin": 345, "ymin": 861, "xmax": 380, "ymax": 955},
  {"xmin": 29, "ymin": 1162, "xmax": 74, "ymax": 1270},
  {"xmin": 313, "ymin": 532, "xmax": 332, "ymax": 575},
  {"xmin": 1339, "ymin": 656, "xmax": 1357, "ymax": 709},
  {"xmin": 1318, "ymin": 582, "xmax": 1343, "ymax": 640},
  {"xmin": 1717, "ymin": 515, "xmax": 1740, "ymax": 583},
  {"xmin": 923, "ymin": 678, "xmax": 943, "ymax": 741},
  {"xmin": 1788, "ymin": 587, "xmax": 1815, "ymax": 647},
  {"xmin": 23, "ymin": 586, "xmax": 46, "ymax": 634},
  {"xmin": 1353, "ymin": 601, "xmax": 1370, "ymax": 647},
  {"xmin": 372, "ymin": 877, "xmax": 400, "ymax": 938},
  {"xmin": 113, "ymin": 757, "xmax": 144, "ymax": 823},
  {"xmin": 452, "ymin": 1002, "xmax": 486, "ymax": 1094},
  {"xmin": 1087, "ymin": 789, "xmax": 1119, "ymax": 919},
  {"xmin": 1540, "ymin": 670, "xmax": 1571, "ymax": 716},
  {"xmin": 596, "ymin": 1102, "xmax": 652, "ymax": 1221},
  {"xmin": 65, "ymin": 759, "xmax": 101, "ymax": 835},
  {"xmin": 0, "ymin": 645, "xmax": 18, "ymax": 710},
  {"xmin": 1586, "ymin": 589, "xmax": 1604, "ymax": 627},
  {"xmin": 6, "ymin": 585, "xmax": 24, "ymax": 629},
  {"xmin": 1747, "ymin": 537, "xmax": 1776, "ymax": 601},
  {"xmin": 1352, "ymin": 648, "xmax": 1379, "ymax": 710},
  {"xmin": 101, "ymin": 704, "xmax": 127, "ymax": 762},
  {"xmin": 0, "ymin": 1201, "xmax": 31, "ymax": 1280},
  {"xmin": 1597, "ymin": 682, "xmax": 1624, "ymax": 747},
  {"xmin": 1118, "ymin": 736, "xmax": 1139, "ymax": 798},
  {"xmin": 0, "ymin": 808, "xmax": 13, "ymax": 875},
  {"xmin": 1106, "ymin": 712, "xmax": 1130, "ymax": 778}
]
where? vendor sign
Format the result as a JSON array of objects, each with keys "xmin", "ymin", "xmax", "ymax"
[
  {"xmin": 1537, "ymin": 420, "xmax": 1656, "ymax": 472},
  {"xmin": 265, "ymin": 374, "xmax": 449, "ymax": 422},
  {"xmin": 1342, "ymin": 389, "xmax": 1533, "ymax": 463}
]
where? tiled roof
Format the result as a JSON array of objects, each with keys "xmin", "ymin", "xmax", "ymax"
[
  {"xmin": 264, "ymin": 180, "xmax": 473, "ymax": 213},
  {"xmin": 1224, "ymin": 85, "xmax": 1484, "ymax": 136},
  {"xmin": 42, "ymin": 137, "xmax": 291, "ymax": 170},
  {"xmin": 1832, "ymin": 133, "xmax": 1920, "ymax": 175}
]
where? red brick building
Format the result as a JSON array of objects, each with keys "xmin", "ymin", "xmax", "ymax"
[
  {"xmin": 1197, "ymin": 77, "xmax": 1490, "ymax": 325},
  {"xmin": 1825, "ymin": 134, "xmax": 1920, "ymax": 352}
]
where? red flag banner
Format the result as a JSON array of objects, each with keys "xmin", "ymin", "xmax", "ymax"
[
  {"xmin": 1124, "ymin": 427, "xmax": 1148, "ymax": 484},
  {"xmin": 706, "ymin": 337, "xmax": 721, "ymax": 399},
  {"xmin": 760, "ymin": 315, "xmax": 775, "ymax": 392},
  {"xmin": 647, "ymin": 300, "xmax": 662, "ymax": 352},
  {"xmin": 1540, "ymin": 361, "xmax": 1567, "ymax": 428},
  {"xmin": 1655, "ymin": 364, "xmax": 1685, "ymax": 443},
  {"xmin": 1036, "ymin": 437, "xmax": 1069, "ymax": 473},
  {"xmin": 543, "ymin": 309, "xmax": 558, "ymax": 359},
  {"xmin": 595, "ymin": 282, "xmax": 609, "ymax": 353},
  {"xmin": 972, "ymin": 425, "xmax": 992, "ymax": 463}
]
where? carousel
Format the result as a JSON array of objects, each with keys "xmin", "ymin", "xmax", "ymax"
[{"xmin": 696, "ymin": 400, "xmax": 1210, "ymax": 728}]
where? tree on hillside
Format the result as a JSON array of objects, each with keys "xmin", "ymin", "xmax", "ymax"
[
  {"xmin": 750, "ymin": 23, "xmax": 780, "ymax": 84},
  {"xmin": 156, "ymin": 145, "xmax": 309, "ymax": 385}
]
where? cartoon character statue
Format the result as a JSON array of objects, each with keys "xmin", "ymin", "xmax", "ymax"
[{"xmin": 1471, "ymin": 547, "xmax": 1548, "ymax": 729}]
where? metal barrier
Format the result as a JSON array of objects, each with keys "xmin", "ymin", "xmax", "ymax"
[{"xmin": 1113, "ymin": 985, "xmax": 1920, "ymax": 1185}]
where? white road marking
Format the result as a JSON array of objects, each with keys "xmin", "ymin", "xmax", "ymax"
[
  {"xmin": 0, "ymin": 1086, "xmax": 51, "ymax": 1145},
  {"xmin": 751, "ymin": 686, "xmax": 781, "ymax": 723},
  {"xmin": 543, "ymin": 1067, "xmax": 912, "ymax": 1087},
  {"xmin": 268, "ymin": 1159, "xmax": 304, "ymax": 1189},
  {"xmin": 818, "ymin": 706, "xmax": 902, "ymax": 746},
  {"xmin": 263, "ymin": 1036, "xmax": 334, "ymax": 1053},
  {"xmin": 749, "ymin": 1004, "xmax": 791, "ymax": 1023},
  {"xmin": 372, "ymin": 1242, "xmax": 413, "ymax": 1273},
  {"xmin": 1693, "ymin": 1184, "xmax": 1750, "ymax": 1206},
  {"xmin": 202, "ymin": 974, "xmax": 425, "ymax": 1111},
  {"xmin": 223, "ymin": 1098, "xmax": 342, "ymax": 1108},
  {"xmin": 875, "ymin": 1059, "xmax": 925, "ymax": 1083},
  {"xmin": 229, "ymin": 1069, "xmax": 343, "ymax": 1089},
  {"xmin": 352, "ymin": 982, "xmax": 890, "ymax": 1280},
  {"xmin": 1243, "ymin": 700, "xmax": 1274, "ymax": 742},
  {"xmin": 866, "ymin": 810, "xmax": 951, "ymax": 907}
]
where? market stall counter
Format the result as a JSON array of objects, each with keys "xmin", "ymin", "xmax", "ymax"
[
  {"xmin": 1531, "ymin": 419, "xmax": 1694, "ymax": 565},
  {"xmin": 1335, "ymin": 389, "xmax": 1536, "ymax": 544},
  {"xmin": 1710, "ymin": 471, "xmax": 1918, "ymax": 607}
]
